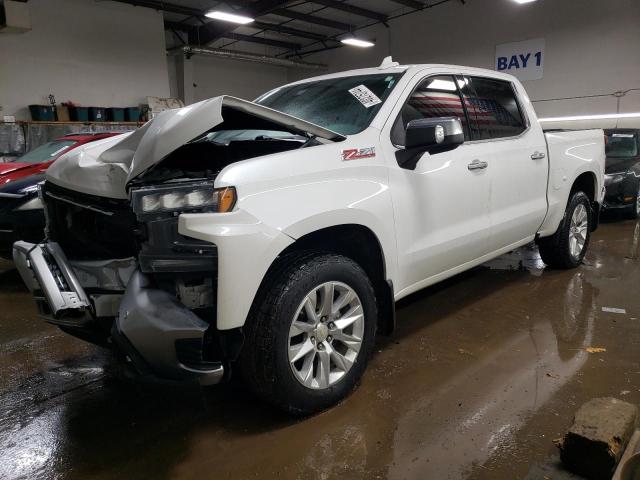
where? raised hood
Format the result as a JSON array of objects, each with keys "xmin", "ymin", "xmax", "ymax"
[{"xmin": 46, "ymin": 96, "xmax": 344, "ymax": 199}]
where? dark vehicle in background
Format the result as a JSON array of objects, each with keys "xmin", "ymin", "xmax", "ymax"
[
  {"xmin": 0, "ymin": 132, "xmax": 121, "ymax": 185},
  {"xmin": 0, "ymin": 173, "xmax": 45, "ymax": 257},
  {"xmin": 603, "ymin": 129, "xmax": 640, "ymax": 219},
  {"xmin": 0, "ymin": 132, "xmax": 123, "ymax": 257}
]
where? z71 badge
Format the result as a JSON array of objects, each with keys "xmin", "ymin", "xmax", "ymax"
[{"xmin": 341, "ymin": 147, "xmax": 376, "ymax": 161}]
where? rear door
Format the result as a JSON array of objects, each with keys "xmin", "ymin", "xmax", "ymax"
[{"xmin": 459, "ymin": 76, "xmax": 548, "ymax": 249}]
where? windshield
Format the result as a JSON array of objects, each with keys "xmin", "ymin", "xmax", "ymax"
[
  {"xmin": 256, "ymin": 73, "xmax": 403, "ymax": 135},
  {"xmin": 606, "ymin": 133, "xmax": 638, "ymax": 158},
  {"xmin": 15, "ymin": 140, "xmax": 76, "ymax": 163}
]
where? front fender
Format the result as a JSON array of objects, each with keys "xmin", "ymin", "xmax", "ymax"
[
  {"xmin": 178, "ymin": 210, "xmax": 294, "ymax": 330},
  {"xmin": 237, "ymin": 172, "xmax": 397, "ymax": 283},
  {"xmin": 282, "ymin": 209, "xmax": 397, "ymax": 282}
]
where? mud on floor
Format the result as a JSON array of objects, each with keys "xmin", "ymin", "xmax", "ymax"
[{"xmin": 1, "ymin": 219, "xmax": 640, "ymax": 480}]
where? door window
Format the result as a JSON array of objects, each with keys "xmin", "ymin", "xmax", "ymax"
[
  {"xmin": 458, "ymin": 76, "xmax": 527, "ymax": 140},
  {"xmin": 391, "ymin": 75, "xmax": 471, "ymax": 146}
]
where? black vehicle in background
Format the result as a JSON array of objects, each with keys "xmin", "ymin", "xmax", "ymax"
[
  {"xmin": 603, "ymin": 129, "xmax": 640, "ymax": 219},
  {"xmin": 0, "ymin": 173, "xmax": 45, "ymax": 258}
]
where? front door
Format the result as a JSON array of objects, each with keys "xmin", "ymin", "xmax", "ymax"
[{"xmin": 384, "ymin": 74, "xmax": 493, "ymax": 296}]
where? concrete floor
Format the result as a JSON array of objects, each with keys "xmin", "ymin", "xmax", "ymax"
[{"xmin": 1, "ymin": 218, "xmax": 640, "ymax": 480}]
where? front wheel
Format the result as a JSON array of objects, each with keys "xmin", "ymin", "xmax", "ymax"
[
  {"xmin": 538, "ymin": 191, "xmax": 592, "ymax": 269},
  {"xmin": 238, "ymin": 253, "xmax": 377, "ymax": 415}
]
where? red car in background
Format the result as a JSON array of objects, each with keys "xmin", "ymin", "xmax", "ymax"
[{"xmin": 0, "ymin": 132, "xmax": 123, "ymax": 184}]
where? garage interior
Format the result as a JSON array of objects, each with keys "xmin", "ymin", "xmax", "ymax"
[{"xmin": 1, "ymin": 0, "xmax": 640, "ymax": 479}]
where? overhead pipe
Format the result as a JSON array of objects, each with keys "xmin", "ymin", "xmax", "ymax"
[{"xmin": 172, "ymin": 46, "xmax": 327, "ymax": 71}]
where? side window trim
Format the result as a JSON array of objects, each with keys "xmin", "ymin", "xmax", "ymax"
[
  {"xmin": 456, "ymin": 75, "xmax": 480, "ymax": 141},
  {"xmin": 460, "ymin": 75, "xmax": 530, "ymax": 143},
  {"xmin": 390, "ymin": 73, "xmax": 471, "ymax": 147}
]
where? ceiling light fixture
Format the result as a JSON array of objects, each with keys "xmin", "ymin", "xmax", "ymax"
[
  {"xmin": 539, "ymin": 112, "xmax": 640, "ymax": 122},
  {"xmin": 205, "ymin": 10, "xmax": 254, "ymax": 24},
  {"xmin": 341, "ymin": 37, "xmax": 375, "ymax": 48},
  {"xmin": 512, "ymin": 0, "xmax": 538, "ymax": 4}
]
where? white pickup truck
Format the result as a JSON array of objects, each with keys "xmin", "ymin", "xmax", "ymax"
[{"xmin": 14, "ymin": 59, "xmax": 605, "ymax": 414}]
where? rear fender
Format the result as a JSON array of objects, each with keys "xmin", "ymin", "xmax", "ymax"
[{"xmin": 538, "ymin": 131, "xmax": 605, "ymax": 237}]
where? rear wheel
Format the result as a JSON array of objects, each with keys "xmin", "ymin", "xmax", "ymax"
[
  {"xmin": 239, "ymin": 253, "xmax": 377, "ymax": 415},
  {"xmin": 538, "ymin": 191, "xmax": 591, "ymax": 269}
]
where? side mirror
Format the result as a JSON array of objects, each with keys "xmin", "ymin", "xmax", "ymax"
[
  {"xmin": 397, "ymin": 117, "xmax": 465, "ymax": 169},
  {"xmin": 406, "ymin": 117, "xmax": 465, "ymax": 150}
]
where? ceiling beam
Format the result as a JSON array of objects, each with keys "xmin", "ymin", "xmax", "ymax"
[
  {"xmin": 252, "ymin": 21, "xmax": 336, "ymax": 42},
  {"xmin": 271, "ymin": 8, "xmax": 355, "ymax": 31},
  {"xmin": 165, "ymin": 21, "xmax": 301, "ymax": 50},
  {"xmin": 172, "ymin": 20, "xmax": 333, "ymax": 42},
  {"xmin": 389, "ymin": 0, "xmax": 425, "ymax": 9},
  {"xmin": 309, "ymin": 1, "xmax": 387, "ymax": 22},
  {"xmin": 221, "ymin": 32, "xmax": 301, "ymax": 50},
  {"xmin": 110, "ymin": 0, "xmax": 200, "ymax": 16}
]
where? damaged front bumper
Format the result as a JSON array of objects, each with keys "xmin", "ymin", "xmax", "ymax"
[{"xmin": 13, "ymin": 240, "xmax": 224, "ymax": 386}]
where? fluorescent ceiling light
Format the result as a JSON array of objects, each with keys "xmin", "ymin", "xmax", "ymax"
[
  {"xmin": 513, "ymin": 0, "xmax": 538, "ymax": 3},
  {"xmin": 341, "ymin": 38, "xmax": 375, "ymax": 48},
  {"xmin": 205, "ymin": 10, "xmax": 254, "ymax": 24},
  {"xmin": 540, "ymin": 112, "xmax": 640, "ymax": 122}
]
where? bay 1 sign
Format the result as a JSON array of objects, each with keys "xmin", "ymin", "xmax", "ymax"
[{"xmin": 495, "ymin": 38, "xmax": 545, "ymax": 81}]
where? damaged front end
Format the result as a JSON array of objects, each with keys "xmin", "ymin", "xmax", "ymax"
[
  {"xmin": 14, "ymin": 96, "xmax": 342, "ymax": 385},
  {"xmin": 14, "ymin": 180, "xmax": 230, "ymax": 384}
]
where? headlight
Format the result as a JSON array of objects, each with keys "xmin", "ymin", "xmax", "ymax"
[
  {"xmin": 19, "ymin": 181, "xmax": 44, "ymax": 195},
  {"xmin": 131, "ymin": 182, "xmax": 236, "ymax": 215},
  {"xmin": 605, "ymin": 173, "xmax": 625, "ymax": 185}
]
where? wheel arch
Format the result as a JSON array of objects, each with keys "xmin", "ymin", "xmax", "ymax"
[
  {"xmin": 570, "ymin": 171, "xmax": 600, "ymax": 231},
  {"xmin": 570, "ymin": 171, "xmax": 597, "ymax": 202},
  {"xmin": 251, "ymin": 224, "xmax": 396, "ymax": 336}
]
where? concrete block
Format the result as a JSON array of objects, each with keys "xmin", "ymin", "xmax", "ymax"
[{"xmin": 557, "ymin": 397, "xmax": 638, "ymax": 480}]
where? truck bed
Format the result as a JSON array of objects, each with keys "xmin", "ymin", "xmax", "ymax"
[{"xmin": 538, "ymin": 129, "xmax": 606, "ymax": 237}]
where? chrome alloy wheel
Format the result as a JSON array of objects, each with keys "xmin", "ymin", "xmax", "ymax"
[
  {"xmin": 288, "ymin": 281, "xmax": 364, "ymax": 389},
  {"xmin": 569, "ymin": 204, "xmax": 589, "ymax": 259}
]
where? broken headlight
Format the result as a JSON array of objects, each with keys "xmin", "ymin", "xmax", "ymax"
[{"xmin": 131, "ymin": 181, "xmax": 236, "ymax": 216}]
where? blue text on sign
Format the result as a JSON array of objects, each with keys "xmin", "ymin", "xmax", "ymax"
[{"xmin": 497, "ymin": 51, "xmax": 542, "ymax": 71}]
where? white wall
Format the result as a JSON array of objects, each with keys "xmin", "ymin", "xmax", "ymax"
[
  {"xmin": 192, "ymin": 55, "xmax": 289, "ymax": 102},
  {"xmin": 167, "ymin": 54, "xmax": 291, "ymax": 103},
  {"xmin": 302, "ymin": 0, "xmax": 640, "ymax": 129},
  {"xmin": 0, "ymin": 0, "xmax": 170, "ymax": 120},
  {"xmin": 4, "ymin": 0, "xmax": 637, "ymax": 130}
]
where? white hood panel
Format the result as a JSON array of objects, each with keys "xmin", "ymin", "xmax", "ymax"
[{"xmin": 45, "ymin": 96, "xmax": 344, "ymax": 199}]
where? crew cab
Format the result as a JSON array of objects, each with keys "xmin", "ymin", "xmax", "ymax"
[{"xmin": 14, "ymin": 60, "xmax": 605, "ymax": 414}]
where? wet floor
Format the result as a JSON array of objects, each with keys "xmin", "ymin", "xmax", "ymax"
[{"xmin": 1, "ymin": 219, "xmax": 640, "ymax": 480}]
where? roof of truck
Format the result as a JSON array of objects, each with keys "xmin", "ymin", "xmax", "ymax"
[{"xmin": 280, "ymin": 58, "xmax": 518, "ymax": 89}]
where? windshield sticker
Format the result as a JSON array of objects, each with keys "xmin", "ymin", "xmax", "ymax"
[
  {"xmin": 349, "ymin": 85, "xmax": 382, "ymax": 108},
  {"xmin": 342, "ymin": 147, "xmax": 376, "ymax": 161}
]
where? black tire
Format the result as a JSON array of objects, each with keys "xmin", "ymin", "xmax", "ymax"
[
  {"xmin": 238, "ymin": 252, "xmax": 378, "ymax": 415},
  {"xmin": 538, "ymin": 191, "xmax": 592, "ymax": 269}
]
